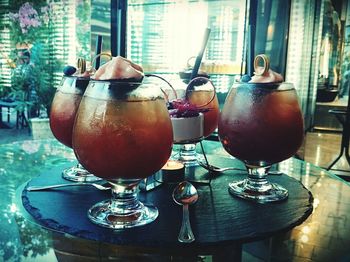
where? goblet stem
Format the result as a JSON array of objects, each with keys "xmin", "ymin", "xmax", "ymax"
[
  {"xmin": 179, "ymin": 143, "xmax": 196, "ymax": 157},
  {"xmin": 88, "ymin": 179, "xmax": 158, "ymax": 229},
  {"xmin": 178, "ymin": 143, "xmax": 204, "ymax": 167},
  {"xmin": 109, "ymin": 179, "xmax": 142, "ymax": 212},
  {"xmin": 62, "ymin": 162, "xmax": 102, "ymax": 182},
  {"xmin": 228, "ymin": 165, "xmax": 288, "ymax": 203},
  {"xmin": 246, "ymin": 166, "xmax": 273, "ymax": 191}
]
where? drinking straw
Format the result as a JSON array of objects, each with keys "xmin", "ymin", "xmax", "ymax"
[
  {"xmin": 240, "ymin": 0, "xmax": 249, "ymax": 77},
  {"xmin": 247, "ymin": 25, "xmax": 255, "ymax": 76},
  {"xmin": 247, "ymin": 0, "xmax": 257, "ymax": 76},
  {"xmin": 95, "ymin": 35, "xmax": 103, "ymax": 70},
  {"xmin": 190, "ymin": 28, "xmax": 211, "ymax": 80}
]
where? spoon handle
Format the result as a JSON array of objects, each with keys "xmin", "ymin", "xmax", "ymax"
[
  {"xmin": 178, "ymin": 204, "xmax": 195, "ymax": 243},
  {"xmin": 27, "ymin": 183, "xmax": 87, "ymax": 191}
]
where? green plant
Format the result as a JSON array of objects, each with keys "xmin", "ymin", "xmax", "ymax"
[
  {"xmin": 29, "ymin": 43, "xmax": 62, "ymax": 117},
  {"xmin": 7, "ymin": 43, "xmax": 62, "ymax": 118},
  {"xmin": 76, "ymin": 0, "xmax": 91, "ymax": 59},
  {"xmin": 8, "ymin": 1, "xmax": 50, "ymax": 46},
  {"xmin": 9, "ymin": 59, "xmax": 34, "ymax": 113},
  {"xmin": 6, "ymin": 1, "xmax": 63, "ymax": 117}
]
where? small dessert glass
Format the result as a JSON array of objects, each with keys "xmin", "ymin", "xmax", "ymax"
[{"xmin": 173, "ymin": 77, "xmax": 219, "ymax": 167}]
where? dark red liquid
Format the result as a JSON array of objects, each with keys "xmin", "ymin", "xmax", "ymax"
[
  {"xmin": 73, "ymin": 97, "xmax": 173, "ymax": 180},
  {"xmin": 50, "ymin": 92, "xmax": 82, "ymax": 148},
  {"xmin": 49, "ymin": 77, "xmax": 88, "ymax": 148},
  {"xmin": 218, "ymin": 85, "xmax": 304, "ymax": 165},
  {"xmin": 188, "ymin": 90, "xmax": 219, "ymax": 137}
]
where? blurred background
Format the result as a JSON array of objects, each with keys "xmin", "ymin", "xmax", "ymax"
[
  {"xmin": 0, "ymin": 1, "xmax": 349, "ymax": 261},
  {"xmin": 0, "ymin": 0, "xmax": 349, "ymax": 170}
]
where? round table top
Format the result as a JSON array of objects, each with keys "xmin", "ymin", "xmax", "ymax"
[{"xmin": 21, "ymin": 153, "xmax": 313, "ymax": 250}]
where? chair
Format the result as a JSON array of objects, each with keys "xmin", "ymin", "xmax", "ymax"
[
  {"xmin": 327, "ymin": 108, "xmax": 350, "ymax": 172},
  {"xmin": 0, "ymin": 99, "xmax": 28, "ymax": 129}
]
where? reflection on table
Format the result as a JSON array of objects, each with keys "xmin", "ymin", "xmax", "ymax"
[{"xmin": 0, "ymin": 139, "xmax": 349, "ymax": 261}]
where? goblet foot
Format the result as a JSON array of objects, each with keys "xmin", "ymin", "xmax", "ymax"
[
  {"xmin": 88, "ymin": 179, "xmax": 158, "ymax": 229},
  {"xmin": 88, "ymin": 199, "xmax": 158, "ymax": 229},
  {"xmin": 228, "ymin": 179, "xmax": 288, "ymax": 203},
  {"xmin": 62, "ymin": 163, "xmax": 102, "ymax": 182}
]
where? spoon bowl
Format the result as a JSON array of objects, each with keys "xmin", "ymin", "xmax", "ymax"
[{"xmin": 172, "ymin": 181, "xmax": 198, "ymax": 243}]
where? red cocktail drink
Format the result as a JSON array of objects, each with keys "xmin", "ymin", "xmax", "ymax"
[
  {"xmin": 73, "ymin": 90, "xmax": 173, "ymax": 180},
  {"xmin": 72, "ymin": 79, "xmax": 173, "ymax": 228},
  {"xmin": 188, "ymin": 90, "xmax": 219, "ymax": 137},
  {"xmin": 218, "ymin": 82, "xmax": 304, "ymax": 202},
  {"xmin": 50, "ymin": 77, "xmax": 87, "ymax": 148},
  {"xmin": 49, "ymin": 76, "xmax": 100, "ymax": 182},
  {"xmin": 219, "ymin": 83, "xmax": 304, "ymax": 165}
]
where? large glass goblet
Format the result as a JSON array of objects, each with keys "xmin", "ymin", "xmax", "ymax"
[
  {"xmin": 218, "ymin": 82, "xmax": 304, "ymax": 203},
  {"xmin": 175, "ymin": 77, "xmax": 219, "ymax": 166},
  {"xmin": 50, "ymin": 76, "xmax": 101, "ymax": 182},
  {"xmin": 72, "ymin": 79, "xmax": 173, "ymax": 229}
]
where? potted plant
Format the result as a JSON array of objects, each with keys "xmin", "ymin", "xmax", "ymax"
[
  {"xmin": 7, "ymin": 1, "xmax": 62, "ymax": 138},
  {"xmin": 6, "ymin": 43, "xmax": 58, "ymax": 138},
  {"xmin": 28, "ymin": 44, "xmax": 59, "ymax": 139}
]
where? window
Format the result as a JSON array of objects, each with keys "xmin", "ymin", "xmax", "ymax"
[
  {"xmin": 0, "ymin": 0, "xmax": 11, "ymax": 96},
  {"xmin": 127, "ymin": 0, "xmax": 246, "ymax": 93},
  {"xmin": 286, "ymin": 0, "xmax": 321, "ymax": 130},
  {"xmin": 0, "ymin": 1, "xmax": 91, "ymax": 100}
]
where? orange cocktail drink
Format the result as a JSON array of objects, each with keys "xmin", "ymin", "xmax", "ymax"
[
  {"xmin": 50, "ymin": 77, "xmax": 87, "ymax": 148},
  {"xmin": 72, "ymin": 79, "xmax": 173, "ymax": 229},
  {"xmin": 73, "ymin": 85, "xmax": 173, "ymax": 180},
  {"xmin": 219, "ymin": 83, "xmax": 304, "ymax": 164},
  {"xmin": 218, "ymin": 81, "xmax": 304, "ymax": 203},
  {"xmin": 49, "ymin": 76, "xmax": 100, "ymax": 182},
  {"xmin": 187, "ymin": 89, "xmax": 219, "ymax": 137}
]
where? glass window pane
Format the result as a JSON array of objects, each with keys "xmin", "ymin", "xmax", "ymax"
[
  {"xmin": 0, "ymin": 1, "xmax": 91, "ymax": 116},
  {"xmin": 255, "ymin": 0, "xmax": 291, "ymax": 75},
  {"xmin": 127, "ymin": 0, "xmax": 246, "ymax": 93}
]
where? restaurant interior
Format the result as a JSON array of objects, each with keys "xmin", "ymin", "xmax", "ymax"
[{"xmin": 0, "ymin": 0, "xmax": 350, "ymax": 261}]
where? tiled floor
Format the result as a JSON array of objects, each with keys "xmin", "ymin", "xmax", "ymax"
[
  {"xmin": 0, "ymin": 110, "xmax": 32, "ymax": 143},
  {"xmin": 242, "ymin": 131, "xmax": 350, "ymax": 261},
  {"xmin": 0, "ymin": 125, "xmax": 32, "ymax": 144},
  {"xmin": 303, "ymin": 132, "xmax": 350, "ymax": 179}
]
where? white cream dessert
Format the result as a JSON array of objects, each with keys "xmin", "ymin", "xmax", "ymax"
[{"xmin": 171, "ymin": 113, "xmax": 204, "ymax": 144}]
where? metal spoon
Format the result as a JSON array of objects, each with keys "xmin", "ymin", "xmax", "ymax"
[
  {"xmin": 27, "ymin": 183, "xmax": 111, "ymax": 191},
  {"xmin": 198, "ymin": 161, "xmax": 244, "ymax": 172},
  {"xmin": 198, "ymin": 161, "xmax": 283, "ymax": 175},
  {"xmin": 172, "ymin": 181, "xmax": 198, "ymax": 243}
]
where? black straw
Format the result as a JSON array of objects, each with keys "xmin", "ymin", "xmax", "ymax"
[
  {"xmin": 247, "ymin": 25, "xmax": 256, "ymax": 77},
  {"xmin": 95, "ymin": 35, "xmax": 103, "ymax": 70},
  {"xmin": 190, "ymin": 28, "xmax": 211, "ymax": 80},
  {"xmin": 247, "ymin": 0, "xmax": 257, "ymax": 76}
]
